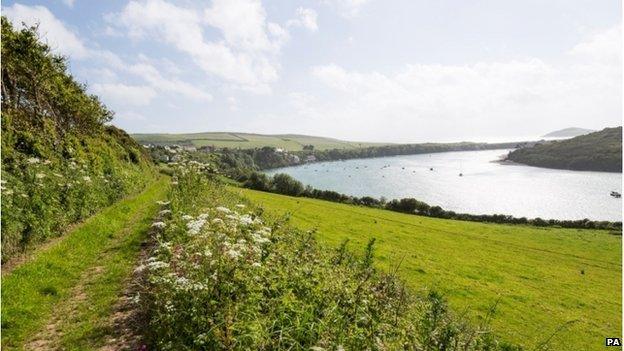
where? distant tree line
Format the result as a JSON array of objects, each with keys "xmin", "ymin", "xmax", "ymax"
[
  {"xmin": 242, "ymin": 171, "xmax": 622, "ymax": 231},
  {"xmin": 149, "ymin": 141, "xmax": 528, "ymax": 177},
  {"xmin": 298, "ymin": 141, "xmax": 522, "ymax": 165}
]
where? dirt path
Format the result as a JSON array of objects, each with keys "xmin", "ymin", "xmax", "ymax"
[{"xmin": 1, "ymin": 176, "xmax": 170, "ymax": 351}]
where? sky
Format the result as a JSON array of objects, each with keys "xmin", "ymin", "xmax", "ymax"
[{"xmin": 2, "ymin": 0, "xmax": 622, "ymax": 143}]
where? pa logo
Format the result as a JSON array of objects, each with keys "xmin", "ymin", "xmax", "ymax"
[{"xmin": 606, "ymin": 338, "xmax": 622, "ymax": 347}]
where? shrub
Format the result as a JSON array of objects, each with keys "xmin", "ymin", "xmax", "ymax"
[{"xmin": 270, "ymin": 173, "xmax": 304, "ymax": 196}]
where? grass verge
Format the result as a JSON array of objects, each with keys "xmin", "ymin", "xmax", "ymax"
[{"xmin": 1, "ymin": 176, "xmax": 169, "ymax": 350}]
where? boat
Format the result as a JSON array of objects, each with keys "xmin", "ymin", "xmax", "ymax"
[{"xmin": 610, "ymin": 191, "xmax": 621, "ymax": 198}]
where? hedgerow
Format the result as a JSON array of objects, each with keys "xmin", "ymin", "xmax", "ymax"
[{"xmin": 1, "ymin": 17, "xmax": 154, "ymax": 261}]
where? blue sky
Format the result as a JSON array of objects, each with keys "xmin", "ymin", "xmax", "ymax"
[{"xmin": 2, "ymin": 0, "xmax": 621, "ymax": 142}]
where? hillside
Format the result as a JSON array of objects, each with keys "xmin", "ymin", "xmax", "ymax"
[
  {"xmin": 236, "ymin": 187, "xmax": 621, "ymax": 350},
  {"xmin": 1, "ymin": 18, "xmax": 155, "ymax": 261},
  {"xmin": 132, "ymin": 131, "xmax": 389, "ymax": 151},
  {"xmin": 507, "ymin": 127, "xmax": 622, "ymax": 172},
  {"xmin": 542, "ymin": 127, "xmax": 595, "ymax": 138}
]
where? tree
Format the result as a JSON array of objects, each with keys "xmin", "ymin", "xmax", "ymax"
[{"xmin": 271, "ymin": 173, "xmax": 304, "ymax": 196}]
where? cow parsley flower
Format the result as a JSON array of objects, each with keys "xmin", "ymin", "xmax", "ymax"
[
  {"xmin": 216, "ymin": 206, "xmax": 231, "ymax": 214},
  {"xmin": 151, "ymin": 222, "xmax": 166, "ymax": 229}
]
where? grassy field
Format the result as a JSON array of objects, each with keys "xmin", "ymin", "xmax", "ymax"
[
  {"xmin": 233, "ymin": 187, "xmax": 622, "ymax": 350},
  {"xmin": 1, "ymin": 176, "xmax": 170, "ymax": 350},
  {"xmin": 132, "ymin": 132, "xmax": 388, "ymax": 151}
]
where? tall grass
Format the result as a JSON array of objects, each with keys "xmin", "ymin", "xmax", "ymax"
[{"xmin": 139, "ymin": 160, "xmax": 520, "ymax": 350}]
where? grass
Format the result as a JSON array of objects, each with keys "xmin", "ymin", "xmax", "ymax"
[
  {"xmin": 132, "ymin": 132, "xmax": 389, "ymax": 151},
  {"xmin": 233, "ymin": 187, "xmax": 622, "ymax": 351},
  {"xmin": 1, "ymin": 176, "xmax": 170, "ymax": 350}
]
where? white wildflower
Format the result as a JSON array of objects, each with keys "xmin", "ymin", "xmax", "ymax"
[
  {"xmin": 35, "ymin": 173, "xmax": 46, "ymax": 179},
  {"xmin": 226, "ymin": 249, "xmax": 241, "ymax": 260},
  {"xmin": 151, "ymin": 221, "xmax": 166, "ymax": 229},
  {"xmin": 211, "ymin": 218, "xmax": 223, "ymax": 225},
  {"xmin": 187, "ymin": 218, "xmax": 207, "ymax": 235},
  {"xmin": 216, "ymin": 206, "xmax": 231, "ymax": 214},
  {"xmin": 82, "ymin": 176, "xmax": 91, "ymax": 182},
  {"xmin": 27, "ymin": 157, "xmax": 40, "ymax": 164},
  {"xmin": 235, "ymin": 204, "xmax": 245, "ymax": 209},
  {"xmin": 156, "ymin": 200, "xmax": 170, "ymax": 206},
  {"xmin": 159, "ymin": 209, "xmax": 172, "ymax": 215},
  {"xmin": 181, "ymin": 214, "xmax": 193, "ymax": 221},
  {"xmin": 147, "ymin": 260, "xmax": 169, "ymax": 270},
  {"xmin": 239, "ymin": 215, "xmax": 253, "ymax": 225}
]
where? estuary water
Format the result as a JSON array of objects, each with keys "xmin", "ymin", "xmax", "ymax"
[{"xmin": 266, "ymin": 149, "xmax": 622, "ymax": 221}]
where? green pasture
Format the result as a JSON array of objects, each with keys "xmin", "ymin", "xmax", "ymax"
[{"xmin": 235, "ymin": 187, "xmax": 622, "ymax": 350}]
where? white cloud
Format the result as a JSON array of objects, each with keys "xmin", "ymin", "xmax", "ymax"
[
  {"xmin": 322, "ymin": 0, "xmax": 370, "ymax": 18},
  {"xmin": 127, "ymin": 62, "xmax": 213, "ymax": 101},
  {"xmin": 109, "ymin": 0, "xmax": 289, "ymax": 93},
  {"xmin": 3, "ymin": 4, "xmax": 88, "ymax": 59},
  {"xmin": 62, "ymin": 0, "xmax": 76, "ymax": 8},
  {"xmin": 569, "ymin": 25, "xmax": 621, "ymax": 64},
  {"xmin": 302, "ymin": 26, "xmax": 621, "ymax": 142},
  {"xmin": 287, "ymin": 7, "xmax": 318, "ymax": 32},
  {"xmin": 205, "ymin": 0, "xmax": 282, "ymax": 52},
  {"xmin": 91, "ymin": 83, "xmax": 157, "ymax": 107}
]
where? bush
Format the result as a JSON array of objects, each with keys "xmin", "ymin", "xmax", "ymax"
[
  {"xmin": 243, "ymin": 171, "xmax": 271, "ymax": 191},
  {"xmin": 270, "ymin": 173, "xmax": 304, "ymax": 196}
]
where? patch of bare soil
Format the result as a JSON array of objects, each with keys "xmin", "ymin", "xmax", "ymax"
[
  {"xmin": 98, "ymin": 233, "xmax": 157, "ymax": 351},
  {"xmin": 24, "ymin": 266, "xmax": 103, "ymax": 351}
]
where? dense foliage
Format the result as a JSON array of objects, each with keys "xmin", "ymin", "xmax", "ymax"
[
  {"xmin": 507, "ymin": 127, "xmax": 622, "ymax": 172},
  {"xmin": 243, "ymin": 172, "xmax": 621, "ymax": 231},
  {"xmin": 301, "ymin": 141, "xmax": 521, "ymax": 164},
  {"xmin": 1, "ymin": 18, "xmax": 154, "ymax": 261},
  {"xmin": 139, "ymin": 160, "xmax": 519, "ymax": 350}
]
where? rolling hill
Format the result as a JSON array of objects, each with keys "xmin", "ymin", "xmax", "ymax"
[
  {"xmin": 507, "ymin": 127, "xmax": 622, "ymax": 172},
  {"xmin": 132, "ymin": 132, "xmax": 389, "ymax": 151},
  {"xmin": 542, "ymin": 127, "xmax": 595, "ymax": 138}
]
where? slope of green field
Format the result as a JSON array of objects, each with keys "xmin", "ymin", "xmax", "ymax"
[
  {"xmin": 132, "ymin": 132, "xmax": 388, "ymax": 151},
  {"xmin": 233, "ymin": 187, "xmax": 622, "ymax": 351}
]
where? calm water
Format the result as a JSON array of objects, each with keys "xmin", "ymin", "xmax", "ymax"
[{"xmin": 267, "ymin": 149, "xmax": 622, "ymax": 221}]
